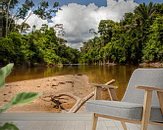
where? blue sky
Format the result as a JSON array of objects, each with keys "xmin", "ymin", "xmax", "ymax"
[
  {"xmin": 57, "ymin": 0, "xmax": 106, "ymax": 6},
  {"xmin": 57, "ymin": 0, "xmax": 162, "ymax": 6},
  {"xmin": 135, "ymin": 0, "xmax": 162, "ymax": 4},
  {"xmin": 19, "ymin": 0, "xmax": 163, "ymax": 7}
]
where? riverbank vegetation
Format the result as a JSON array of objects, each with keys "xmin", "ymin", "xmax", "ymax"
[
  {"xmin": 0, "ymin": 0, "xmax": 80, "ymax": 66},
  {"xmin": 80, "ymin": 2, "xmax": 163, "ymax": 65},
  {"xmin": 0, "ymin": 28, "xmax": 80, "ymax": 66},
  {"xmin": 0, "ymin": 2, "xmax": 162, "ymax": 66}
]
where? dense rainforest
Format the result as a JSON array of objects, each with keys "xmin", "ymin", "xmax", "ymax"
[
  {"xmin": 0, "ymin": 28, "xmax": 80, "ymax": 66},
  {"xmin": 0, "ymin": 2, "xmax": 162, "ymax": 66},
  {"xmin": 0, "ymin": 0, "xmax": 80, "ymax": 66},
  {"xmin": 80, "ymin": 2, "xmax": 163, "ymax": 65}
]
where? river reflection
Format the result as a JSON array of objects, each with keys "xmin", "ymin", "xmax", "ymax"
[{"xmin": 6, "ymin": 65, "xmax": 138, "ymax": 100}]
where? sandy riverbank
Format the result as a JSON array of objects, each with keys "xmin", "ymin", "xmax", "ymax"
[
  {"xmin": 139, "ymin": 62, "xmax": 163, "ymax": 68},
  {"xmin": 0, "ymin": 75, "xmax": 94, "ymax": 112}
]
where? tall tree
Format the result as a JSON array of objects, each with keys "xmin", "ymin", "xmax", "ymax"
[
  {"xmin": 2, "ymin": 0, "xmax": 59, "ymax": 36},
  {"xmin": 134, "ymin": 2, "xmax": 156, "ymax": 25},
  {"xmin": 2, "ymin": 0, "xmax": 18, "ymax": 36},
  {"xmin": 134, "ymin": 2, "xmax": 156, "ymax": 42}
]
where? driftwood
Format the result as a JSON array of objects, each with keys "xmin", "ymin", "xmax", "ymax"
[
  {"xmin": 41, "ymin": 79, "xmax": 115, "ymax": 113},
  {"xmin": 68, "ymin": 79, "xmax": 116, "ymax": 112},
  {"xmin": 68, "ymin": 91, "xmax": 95, "ymax": 113}
]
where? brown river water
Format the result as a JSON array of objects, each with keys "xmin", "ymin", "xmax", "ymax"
[{"xmin": 6, "ymin": 65, "xmax": 139, "ymax": 100}]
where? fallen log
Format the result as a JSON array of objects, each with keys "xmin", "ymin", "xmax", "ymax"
[
  {"xmin": 68, "ymin": 79, "xmax": 116, "ymax": 113},
  {"xmin": 68, "ymin": 91, "xmax": 94, "ymax": 113}
]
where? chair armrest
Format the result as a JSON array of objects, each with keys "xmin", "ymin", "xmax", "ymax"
[
  {"xmin": 137, "ymin": 86, "xmax": 163, "ymax": 123},
  {"xmin": 136, "ymin": 86, "xmax": 163, "ymax": 92},
  {"xmin": 91, "ymin": 83, "xmax": 118, "ymax": 89},
  {"xmin": 91, "ymin": 79, "xmax": 118, "ymax": 100}
]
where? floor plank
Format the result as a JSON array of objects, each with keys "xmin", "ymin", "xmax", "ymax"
[{"xmin": 0, "ymin": 113, "xmax": 140, "ymax": 130}]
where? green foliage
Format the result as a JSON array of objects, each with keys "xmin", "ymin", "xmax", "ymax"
[
  {"xmin": 17, "ymin": 0, "xmax": 35, "ymax": 19},
  {"xmin": 0, "ymin": 123, "xmax": 19, "ymax": 130},
  {"xmin": 0, "ymin": 64, "xmax": 40, "ymax": 113},
  {"xmin": 0, "ymin": 63, "xmax": 19, "ymax": 130},
  {"xmin": 0, "ymin": 92, "xmax": 40, "ymax": 113},
  {"xmin": 98, "ymin": 20, "xmax": 119, "ymax": 45},
  {"xmin": 32, "ymin": 1, "xmax": 59, "ymax": 20},
  {"xmin": 0, "ymin": 62, "xmax": 41, "ymax": 130},
  {"xmin": 1, "ymin": 2, "xmax": 162, "ymax": 65},
  {"xmin": 0, "ymin": 28, "xmax": 80, "ymax": 66},
  {"xmin": 143, "ymin": 15, "xmax": 163, "ymax": 62},
  {"xmin": 0, "ymin": 64, "xmax": 41, "ymax": 129},
  {"xmin": 0, "ymin": 63, "xmax": 14, "ymax": 88},
  {"xmin": 11, "ymin": 92, "xmax": 41, "ymax": 105},
  {"xmin": 134, "ymin": 2, "xmax": 156, "ymax": 23},
  {"xmin": 80, "ymin": 3, "xmax": 163, "ymax": 64}
]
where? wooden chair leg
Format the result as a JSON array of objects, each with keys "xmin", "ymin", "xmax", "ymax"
[
  {"xmin": 92, "ymin": 113, "xmax": 98, "ymax": 130},
  {"xmin": 157, "ymin": 91, "xmax": 163, "ymax": 114},
  {"xmin": 121, "ymin": 121, "xmax": 127, "ymax": 130},
  {"xmin": 141, "ymin": 90, "xmax": 152, "ymax": 130}
]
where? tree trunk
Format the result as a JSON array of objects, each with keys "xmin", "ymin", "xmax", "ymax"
[{"xmin": 5, "ymin": 0, "xmax": 12, "ymax": 36}]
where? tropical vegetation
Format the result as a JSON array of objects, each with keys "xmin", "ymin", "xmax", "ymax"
[
  {"xmin": 80, "ymin": 2, "xmax": 163, "ymax": 64},
  {"xmin": 0, "ymin": 27, "xmax": 80, "ymax": 66},
  {"xmin": 0, "ymin": 0, "xmax": 80, "ymax": 66},
  {"xmin": 0, "ymin": 64, "xmax": 40, "ymax": 130},
  {"xmin": 0, "ymin": 2, "xmax": 162, "ymax": 66}
]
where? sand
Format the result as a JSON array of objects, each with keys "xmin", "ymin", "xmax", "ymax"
[{"xmin": 0, "ymin": 75, "xmax": 94, "ymax": 112}]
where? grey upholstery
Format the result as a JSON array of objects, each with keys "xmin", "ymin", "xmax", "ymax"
[
  {"xmin": 122, "ymin": 68, "xmax": 163, "ymax": 106},
  {"xmin": 86, "ymin": 100, "xmax": 163, "ymax": 122},
  {"xmin": 86, "ymin": 68, "xmax": 163, "ymax": 123}
]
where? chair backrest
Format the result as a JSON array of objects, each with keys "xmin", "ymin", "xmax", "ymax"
[{"xmin": 122, "ymin": 68, "xmax": 163, "ymax": 107}]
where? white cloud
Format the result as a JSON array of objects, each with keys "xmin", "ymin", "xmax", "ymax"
[
  {"xmin": 17, "ymin": 11, "xmax": 48, "ymax": 32},
  {"xmin": 18, "ymin": 0, "xmax": 138, "ymax": 49},
  {"xmin": 52, "ymin": 0, "xmax": 138, "ymax": 49}
]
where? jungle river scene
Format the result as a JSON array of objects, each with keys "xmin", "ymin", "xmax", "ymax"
[
  {"xmin": 0, "ymin": 0, "xmax": 163, "ymax": 129},
  {"xmin": 0, "ymin": 0, "xmax": 163, "ymax": 114}
]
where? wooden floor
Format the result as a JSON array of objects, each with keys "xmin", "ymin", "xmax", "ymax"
[{"xmin": 0, "ymin": 113, "xmax": 140, "ymax": 130}]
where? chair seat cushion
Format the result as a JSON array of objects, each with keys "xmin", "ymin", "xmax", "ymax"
[{"xmin": 86, "ymin": 100, "xmax": 163, "ymax": 123}]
